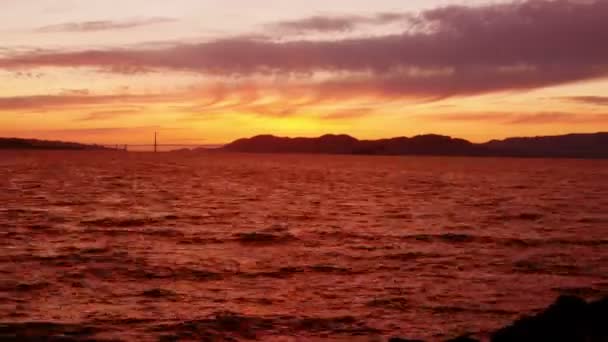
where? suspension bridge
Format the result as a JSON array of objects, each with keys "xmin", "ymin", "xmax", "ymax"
[{"xmin": 102, "ymin": 132, "xmax": 216, "ymax": 152}]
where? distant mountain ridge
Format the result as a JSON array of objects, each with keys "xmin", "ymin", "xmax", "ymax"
[
  {"xmin": 0, "ymin": 138, "xmax": 109, "ymax": 150},
  {"xmin": 3, "ymin": 133, "xmax": 607, "ymax": 158},
  {"xmin": 484, "ymin": 133, "xmax": 608, "ymax": 158},
  {"xmin": 223, "ymin": 132, "xmax": 608, "ymax": 158}
]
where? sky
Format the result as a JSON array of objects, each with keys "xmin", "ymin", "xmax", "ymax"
[{"xmin": 1, "ymin": 0, "xmax": 607, "ymax": 145}]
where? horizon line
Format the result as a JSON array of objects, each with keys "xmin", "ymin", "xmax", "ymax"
[{"xmin": 2, "ymin": 131, "xmax": 607, "ymax": 147}]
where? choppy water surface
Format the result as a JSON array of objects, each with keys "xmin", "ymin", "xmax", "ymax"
[{"xmin": 1, "ymin": 151, "xmax": 607, "ymax": 341}]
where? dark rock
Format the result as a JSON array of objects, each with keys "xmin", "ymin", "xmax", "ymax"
[
  {"xmin": 492, "ymin": 295, "xmax": 607, "ymax": 342},
  {"xmin": 588, "ymin": 297, "xmax": 608, "ymax": 338}
]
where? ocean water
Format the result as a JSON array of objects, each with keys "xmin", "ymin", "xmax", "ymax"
[{"xmin": 1, "ymin": 151, "xmax": 607, "ymax": 341}]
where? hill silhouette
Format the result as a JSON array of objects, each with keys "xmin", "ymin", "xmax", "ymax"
[
  {"xmin": 0, "ymin": 138, "xmax": 110, "ymax": 150},
  {"xmin": 223, "ymin": 132, "xmax": 608, "ymax": 158}
]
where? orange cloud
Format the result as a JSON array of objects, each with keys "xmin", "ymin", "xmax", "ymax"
[{"xmin": 426, "ymin": 112, "xmax": 608, "ymax": 125}]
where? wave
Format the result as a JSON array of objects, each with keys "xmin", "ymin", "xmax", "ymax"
[
  {"xmin": 399, "ymin": 233, "xmax": 608, "ymax": 248},
  {"xmin": 233, "ymin": 231, "xmax": 298, "ymax": 245},
  {"xmin": 153, "ymin": 312, "xmax": 379, "ymax": 340},
  {"xmin": 239, "ymin": 264, "xmax": 358, "ymax": 279},
  {"xmin": 488, "ymin": 212, "xmax": 544, "ymax": 221},
  {"xmin": 367, "ymin": 297, "xmax": 410, "ymax": 311},
  {"xmin": 0, "ymin": 322, "xmax": 101, "ymax": 342},
  {"xmin": 383, "ymin": 252, "xmax": 444, "ymax": 261},
  {"xmin": 424, "ymin": 305, "xmax": 516, "ymax": 316},
  {"xmin": 139, "ymin": 288, "xmax": 178, "ymax": 299},
  {"xmin": 14, "ymin": 281, "xmax": 51, "ymax": 293},
  {"xmin": 81, "ymin": 216, "xmax": 164, "ymax": 228}
]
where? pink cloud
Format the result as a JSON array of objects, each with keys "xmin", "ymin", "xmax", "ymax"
[{"xmin": 1, "ymin": 0, "xmax": 607, "ymax": 98}]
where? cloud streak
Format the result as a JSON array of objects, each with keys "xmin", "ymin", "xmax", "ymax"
[
  {"xmin": 0, "ymin": 94, "xmax": 170, "ymax": 112},
  {"xmin": 36, "ymin": 17, "xmax": 177, "ymax": 33},
  {"xmin": 559, "ymin": 96, "xmax": 608, "ymax": 106},
  {"xmin": 430, "ymin": 112, "xmax": 608, "ymax": 125},
  {"xmin": 78, "ymin": 109, "xmax": 143, "ymax": 121},
  {"xmin": 269, "ymin": 13, "xmax": 411, "ymax": 33}
]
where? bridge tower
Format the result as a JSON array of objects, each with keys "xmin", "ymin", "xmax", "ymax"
[{"xmin": 154, "ymin": 132, "xmax": 158, "ymax": 153}]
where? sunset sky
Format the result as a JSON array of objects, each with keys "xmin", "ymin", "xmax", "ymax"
[{"xmin": 1, "ymin": 0, "xmax": 607, "ymax": 145}]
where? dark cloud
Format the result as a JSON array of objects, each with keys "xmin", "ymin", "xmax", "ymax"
[
  {"xmin": 1, "ymin": 0, "xmax": 608, "ymax": 97},
  {"xmin": 11, "ymin": 71, "xmax": 44, "ymax": 79},
  {"xmin": 269, "ymin": 13, "xmax": 411, "ymax": 33},
  {"xmin": 271, "ymin": 16, "xmax": 364, "ymax": 33},
  {"xmin": 36, "ymin": 17, "xmax": 177, "ymax": 33}
]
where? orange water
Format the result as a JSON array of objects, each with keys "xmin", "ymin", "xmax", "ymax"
[{"xmin": 1, "ymin": 151, "xmax": 607, "ymax": 341}]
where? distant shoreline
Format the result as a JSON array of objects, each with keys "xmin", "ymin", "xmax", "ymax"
[{"xmin": 2, "ymin": 132, "xmax": 608, "ymax": 159}]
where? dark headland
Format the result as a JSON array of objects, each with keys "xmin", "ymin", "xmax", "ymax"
[
  {"xmin": 223, "ymin": 132, "xmax": 608, "ymax": 159},
  {"xmin": 0, "ymin": 138, "xmax": 109, "ymax": 150}
]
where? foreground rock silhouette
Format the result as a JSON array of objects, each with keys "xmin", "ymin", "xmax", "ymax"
[
  {"xmin": 491, "ymin": 295, "xmax": 607, "ymax": 342},
  {"xmin": 389, "ymin": 295, "xmax": 608, "ymax": 342}
]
